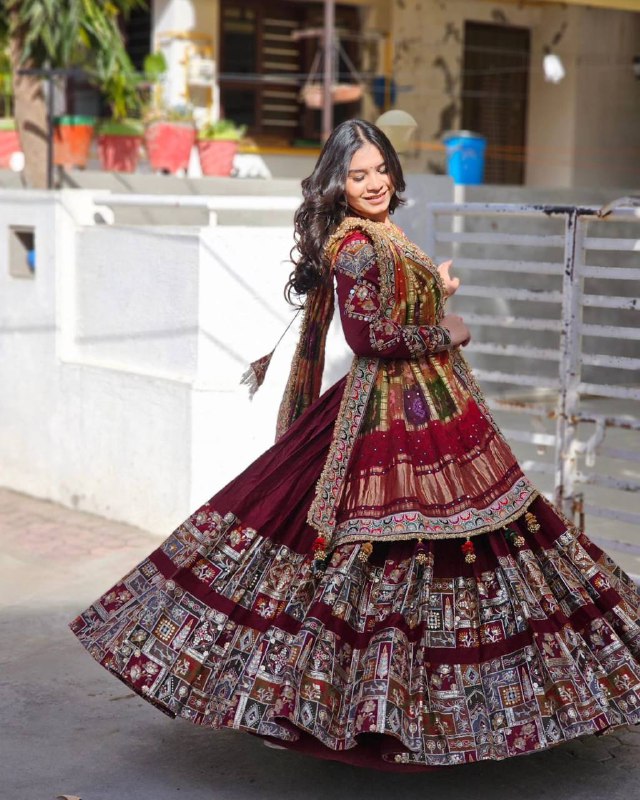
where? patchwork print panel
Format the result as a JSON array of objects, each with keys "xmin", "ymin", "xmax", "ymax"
[{"xmin": 70, "ymin": 498, "xmax": 640, "ymax": 767}]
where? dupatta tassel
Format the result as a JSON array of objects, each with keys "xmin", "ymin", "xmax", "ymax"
[
  {"xmin": 504, "ymin": 526, "xmax": 526, "ymax": 548},
  {"xmin": 240, "ymin": 351, "xmax": 274, "ymax": 399},
  {"xmin": 240, "ymin": 308, "xmax": 302, "ymax": 400}
]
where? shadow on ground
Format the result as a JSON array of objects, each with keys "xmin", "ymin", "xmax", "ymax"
[{"xmin": 1, "ymin": 487, "xmax": 639, "ymax": 800}]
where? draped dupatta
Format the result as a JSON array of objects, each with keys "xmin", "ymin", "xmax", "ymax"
[
  {"xmin": 275, "ymin": 217, "xmax": 404, "ymax": 443},
  {"xmin": 275, "ymin": 275, "xmax": 335, "ymax": 442}
]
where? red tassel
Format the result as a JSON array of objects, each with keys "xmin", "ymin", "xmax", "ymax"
[
  {"xmin": 461, "ymin": 538, "xmax": 476, "ymax": 564},
  {"xmin": 312, "ymin": 535, "xmax": 327, "ymax": 554},
  {"xmin": 415, "ymin": 538, "xmax": 428, "ymax": 566},
  {"xmin": 312, "ymin": 535, "xmax": 329, "ymax": 574}
]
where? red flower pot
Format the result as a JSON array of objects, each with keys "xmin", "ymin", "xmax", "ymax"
[
  {"xmin": 54, "ymin": 115, "xmax": 95, "ymax": 168},
  {"xmin": 0, "ymin": 121, "xmax": 21, "ymax": 169},
  {"xmin": 97, "ymin": 121, "xmax": 144, "ymax": 173},
  {"xmin": 98, "ymin": 134, "xmax": 142, "ymax": 173},
  {"xmin": 144, "ymin": 121, "xmax": 195, "ymax": 173},
  {"xmin": 197, "ymin": 139, "xmax": 238, "ymax": 176}
]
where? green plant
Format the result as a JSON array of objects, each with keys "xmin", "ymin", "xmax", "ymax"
[
  {"xmin": 1, "ymin": 0, "xmax": 144, "ymax": 185},
  {"xmin": 97, "ymin": 118, "xmax": 144, "ymax": 137},
  {"xmin": 102, "ymin": 66, "xmax": 142, "ymax": 121},
  {"xmin": 165, "ymin": 104, "xmax": 195, "ymax": 123},
  {"xmin": 198, "ymin": 119, "xmax": 247, "ymax": 141},
  {"xmin": 143, "ymin": 51, "xmax": 167, "ymax": 84},
  {"xmin": 0, "ymin": 46, "xmax": 12, "ymax": 118},
  {"xmin": 144, "ymin": 102, "xmax": 194, "ymax": 126}
]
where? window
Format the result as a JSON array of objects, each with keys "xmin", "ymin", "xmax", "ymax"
[
  {"xmin": 9, "ymin": 227, "xmax": 36, "ymax": 279},
  {"xmin": 461, "ymin": 22, "xmax": 530, "ymax": 185},
  {"xmin": 219, "ymin": 0, "xmax": 362, "ymax": 144}
]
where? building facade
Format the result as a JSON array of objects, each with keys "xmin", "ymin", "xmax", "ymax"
[{"xmin": 130, "ymin": 0, "xmax": 639, "ymax": 187}]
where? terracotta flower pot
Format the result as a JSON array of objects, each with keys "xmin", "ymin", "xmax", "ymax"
[
  {"xmin": 98, "ymin": 120, "xmax": 144, "ymax": 173},
  {"xmin": 197, "ymin": 139, "xmax": 238, "ymax": 177},
  {"xmin": 144, "ymin": 121, "xmax": 195, "ymax": 173},
  {"xmin": 300, "ymin": 83, "xmax": 364, "ymax": 109},
  {"xmin": 54, "ymin": 115, "xmax": 95, "ymax": 168},
  {"xmin": 0, "ymin": 119, "xmax": 22, "ymax": 169}
]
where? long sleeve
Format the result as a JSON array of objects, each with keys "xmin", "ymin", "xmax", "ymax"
[{"xmin": 334, "ymin": 231, "xmax": 452, "ymax": 359}]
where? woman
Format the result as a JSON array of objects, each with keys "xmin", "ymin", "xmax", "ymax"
[{"xmin": 71, "ymin": 120, "xmax": 640, "ymax": 771}]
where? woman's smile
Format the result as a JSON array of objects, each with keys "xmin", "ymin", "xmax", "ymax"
[
  {"xmin": 345, "ymin": 142, "xmax": 394, "ymax": 223},
  {"xmin": 363, "ymin": 189, "xmax": 388, "ymax": 204}
]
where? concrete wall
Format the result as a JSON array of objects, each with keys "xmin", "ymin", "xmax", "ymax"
[
  {"xmin": 525, "ymin": 5, "xmax": 580, "ymax": 188},
  {"xmin": 0, "ymin": 190, "xmax": 312, "ymax": 534},
  {"xmin": 0, "ymin": 174, "xmax": 453, "ymax": 533},
  {"xmin": 572, "ymin": 7, "xmax": 640, "ymax": 188},
  {"xmin": 392, "ymin": 0, "xmax": 640, "ymax": 189},
  {"xmin": 392, "ymin": 0, "xmax": 548, "ymax": 175},
  {"xmin": 151, "ymin": 0, "xmax": 216, "ymax": 110}
]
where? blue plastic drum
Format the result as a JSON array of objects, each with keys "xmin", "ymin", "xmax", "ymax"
[{"xmin": 443, "ymin": 131, "xmax": 487, "ymax": 185}]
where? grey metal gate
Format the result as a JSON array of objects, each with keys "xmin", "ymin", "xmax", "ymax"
[{"xmin": 424, "ymin": 201, "xmax": 640, "ymax": 574}]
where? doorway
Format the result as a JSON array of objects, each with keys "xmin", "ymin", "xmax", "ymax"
[{"xmin": 461, "ymin": 22, "xmax": 530, "ymax": 185}]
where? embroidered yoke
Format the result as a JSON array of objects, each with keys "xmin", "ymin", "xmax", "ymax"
[{"xmin": 307, "ymin": 218, "xmax": 537, "ymax": 548}]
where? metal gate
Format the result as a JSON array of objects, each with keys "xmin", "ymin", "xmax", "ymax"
[{"xmin": 424, "ymin": 200, "xmax": 640, "ymax": 574}]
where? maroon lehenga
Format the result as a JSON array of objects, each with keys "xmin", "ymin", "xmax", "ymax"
[{"xmin": 71, "ymin": 218, "xmax": 640, "ymax": 770}]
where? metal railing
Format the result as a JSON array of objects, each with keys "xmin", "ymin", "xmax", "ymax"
[{"xmin": 424, "ymin": 200, "xmax": 640, "ymax": 562}]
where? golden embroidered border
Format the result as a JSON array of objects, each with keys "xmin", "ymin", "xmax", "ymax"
[
  {"xmin": 310, "ymin": 218, "xmax": 458, "ymax": 544},
  {"xmin": 331, "ymin": 483, "xmax": 540, "ymax": 546},
  {"xmin": 325, "ymin": 218, "xmax": 399, "ymax": 325},
  {"xmin": 308, "ymin": 218, "xmax": 404, "ymax": 540},
  {"xmin": 307, "ymin": 355, "xmax": 379, "ymax": 537},
  {"xmin": 389, "ymin": 225, "xmax": 448, "ymax": 322}
]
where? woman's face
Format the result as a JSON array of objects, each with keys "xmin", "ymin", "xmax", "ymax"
[{"xmin": 344, "ymin": 142, "xmax": 394, "ymax": 224}]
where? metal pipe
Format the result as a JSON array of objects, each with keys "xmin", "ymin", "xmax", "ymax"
[
  {"xmin": 46, "ymin": 75, "xmax": 54, "ymax": 190},
  {"xmin": 322, "ymin": 0, "xmax": 335, "ymax": 141}
]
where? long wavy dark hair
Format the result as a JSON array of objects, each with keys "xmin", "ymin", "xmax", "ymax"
[{"xmin": 285, "ymin": 119, "xmax": 406, "ymax": 305}]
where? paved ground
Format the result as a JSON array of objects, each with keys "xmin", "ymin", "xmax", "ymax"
[{"xmin": 2, "ymin": 487, "xmax": 640, "ymax": 800}]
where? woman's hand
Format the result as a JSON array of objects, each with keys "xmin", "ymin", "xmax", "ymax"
[
  {"xmin": 441, "ymin": 313, "xmax": 471, "ymax": 347},
  {"xmin": 437, "ymin": 259, "xmax": 460, "ymax": 297}
]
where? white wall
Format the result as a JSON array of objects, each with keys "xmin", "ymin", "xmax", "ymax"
[
  {"xmin": 0, "ymin": 191, "xmax": 310, "ymax": 534},
  {"xmin": 151, "ymin": 0, "xmax": 217, "ymax": 112}
]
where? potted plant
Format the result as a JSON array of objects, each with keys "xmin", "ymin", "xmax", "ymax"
[
  {"xmin": 0, "ymin": 116, "xmax": 20, "ymax": 168},
  {"xmin": 144, "ymin": 104, "xmax": 196, "ymax": 174},
  {"xmin": 196, "ymin": 119, "xmax": 246, "ymax": 177},
  {"xmin": 53, "ymin": 114, "xmax": 95, "ymax": 168},
  {"xmin": 2, "ymin": 0, "xmax": 141, "ymax": 187},
  {"xmin": 98, "ymin": 117, "xmax": 143, "ymax": 173},
  {"xmin": 142, "ymin": 51, "xmax": 195, "ymax": 174},
  {"xmin": 97, "ymin": 65, "xmax": 144, "ymax": 173}
]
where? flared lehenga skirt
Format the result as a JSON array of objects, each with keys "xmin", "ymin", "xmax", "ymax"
[{"xmin": 70, "ymin": 377, "xmax": 640, "ymax": 771}]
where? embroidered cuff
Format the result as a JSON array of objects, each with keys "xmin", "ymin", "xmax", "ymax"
[{"xmin": 417, "ymin": 324, "xmax": 452, "ymax": 353}]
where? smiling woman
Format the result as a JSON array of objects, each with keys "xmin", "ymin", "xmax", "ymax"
[
  {"xmin": 345, "ymin": 143, "xmax": 394, "ymax": 223},
  {"xmin": 71, "ymin": 119, "xmax": 640, "ymax": 772}
]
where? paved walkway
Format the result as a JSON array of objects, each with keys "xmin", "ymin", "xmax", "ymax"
[{"xmin": 2, "ymin": 487, "xmax": 640, "ymax": 800}]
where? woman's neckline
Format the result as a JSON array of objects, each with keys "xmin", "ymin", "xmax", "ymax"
[{"xmin": 345, "ymin": 212, "xmax": 400, "ymax": 232}]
